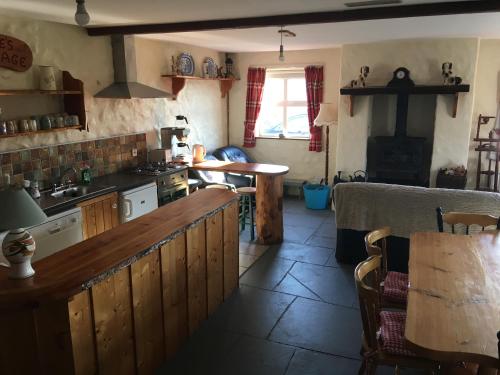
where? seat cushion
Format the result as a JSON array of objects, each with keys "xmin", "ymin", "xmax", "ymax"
[
  {"xmin": 213, "ymin": 146, "xmax": 254, "ymax": 163},
  {"xmin": 383, "ymin": 271, "xmax": 408, "ymax": 305},
  {"xmin": 379, "ymin": 311, "xmax": 415, "ymax": 357}
]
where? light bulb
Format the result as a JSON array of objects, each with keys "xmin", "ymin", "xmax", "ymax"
[
  {"xmin": 75, "ymin": 1, "xmax": 90, "ymax": 26},
  {"xmin": 279, "ymin": 45, "xmax": 285, "ymax": 62}
]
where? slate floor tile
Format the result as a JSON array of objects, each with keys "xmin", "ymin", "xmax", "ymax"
[
  {"xmin": 313, "ymin": 221, "xmax": 336, "ymax": 239},
  {"xmin": 240, "ymin": 251, "xmax": 295, "ymax": 290},
  {"xmin": 157, "ymin": 324, "xmax": 242, "ymax": 375},
  {"xmin": 269, "ymin": 297, "xmax": 362, "ymax": 358},
  {"xmin": 285, "ymin": 212, "xmax": 326, "ymax": 229},
  {"xmin": 239, "ymin": 253, "xmax": 258, "ymax": 268},
  {"xmin": 239, "ymin": 241, "xmax": 269, "ymax": 257},
  {"xmin": 219, "ymin": 335, "xmax": 295, "ymax": 375},
  {"xmin": 209, "ymin": 285, "xmax": 295, "ymax": 338},
  {"xmin": 289, "ymin": 262, "xmax": 357, "ymax": 307},
  {"xmin": 269, "ymin": 242, "xmax": 332, "ymax": 265},
  {"xmin": 274, "ymin": 274, "xmax": 319, "ymax": 300},
  {"xmin": 285, "ymin": 349, "xmax": 361, "ymax": 375},
  {"xmin": 239, "ymin": 266, "xmax": 247, "ymax": 276},
  {"xmin": 283, "ymin": 225, "xmax": 316, "ymax": 244},
  {"xmin": 305, "ymin": 234, "xmax": 336, "ymax": 249}
]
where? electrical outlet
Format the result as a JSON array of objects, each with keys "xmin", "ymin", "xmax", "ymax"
[{"xmin": 132, "ymin": 148, "xmax": 138, "ymax": 157}]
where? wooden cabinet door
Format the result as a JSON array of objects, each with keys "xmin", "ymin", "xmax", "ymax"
[{"xmin": 78, "ymin": 192, "xmax": 119, "ymax": 240}]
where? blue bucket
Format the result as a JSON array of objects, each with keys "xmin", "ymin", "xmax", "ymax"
[{"xmin": 303, "ymin": 184, "xmax": 331, "ymax": 210}]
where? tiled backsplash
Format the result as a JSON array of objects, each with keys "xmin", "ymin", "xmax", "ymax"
[{"xmin": 0, "ymin": 134, "xmax": 147, "ymax": 189}]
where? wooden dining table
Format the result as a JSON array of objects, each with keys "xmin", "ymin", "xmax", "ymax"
[
  {"xmin": 189, "ymin": 160, "xmax": 289, "ymax": 245},
  {"xmin": 405, "ymin": 231, "xmax": 500, "ymax": 371}
]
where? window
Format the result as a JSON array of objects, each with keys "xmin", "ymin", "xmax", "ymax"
[{"xmin": 256, "ymin": 69, "xmax": 309, "ymax": 139}]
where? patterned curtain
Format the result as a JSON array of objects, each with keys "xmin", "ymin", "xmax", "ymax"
[
  {"xmin": 305, "ymin": 65, "xmax": 324, "ymax": 152},
  {"xmin": 243, "ymin": 67, "xmax": 266, "ymax": 148}
]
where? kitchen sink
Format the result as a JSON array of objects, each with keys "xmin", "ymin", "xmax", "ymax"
[{"xmin": 50, "ymin": 185, "xmax": 112, "ymax": 199}]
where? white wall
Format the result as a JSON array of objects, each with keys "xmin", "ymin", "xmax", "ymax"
[
  {"xmin": 466, "ymin": 39, "xmax": 500, "ymax": 189},
  {"xmin": 337, "ymin": 38, "xmax": 479, "ymax": 187},
  {"xmin": 0, "ymin": 14, "xmax": 227, "ymax": 153},
  {"xmin": 229, "ymin": 48, "xmax": 341, "ymax": 182}
]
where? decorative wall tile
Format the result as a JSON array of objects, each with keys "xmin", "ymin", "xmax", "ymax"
[{"xmin": 0, "ymin": 133, "xmax": 147, "ymax": 189}]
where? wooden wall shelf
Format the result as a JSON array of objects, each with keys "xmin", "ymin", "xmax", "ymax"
[
  {"xmin": 340, "ymin": 84, "xmax": 470, "ymax": 118},
  {"xmin": 0, "ymin": 90, "xmax": 82, "ymax": 96},
  {"xmin": 0, "ymin": 71, "xmax": 87, "ymax": 132},
  {"xmin": 161, "ymin": 75, "xmax": 239, "ymax": 100},
  {"xmin": 0, "ymin": 125, "xmax": 82, "ymax": 139}
]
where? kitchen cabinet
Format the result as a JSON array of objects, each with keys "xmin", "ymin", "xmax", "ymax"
[{"xmin": 77, "ymin": 192, "xmax": 119, "ymax": 240}]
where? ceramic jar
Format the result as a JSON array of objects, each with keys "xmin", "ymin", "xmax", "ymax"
[
  {"xmin": 40, "ymin": 115, "xmax": 52, "ymax": 130},
  {"xmin": 6, "ymin": 120, "xmax": 17, "ymax": 134},
  {"xmin": 0, "ymin": 121, "xmax": 6, "ymax": 135},
  {"xmin": 2, "ymin": 229, "xmax": 36, "ymax": 279},
  {"xmin": 39, "ymin": 65, "xmax": 57, "ymax": 91},
  {"xmin": 18, "ymin": 119, "xmax": 29, "ymax": 133}
]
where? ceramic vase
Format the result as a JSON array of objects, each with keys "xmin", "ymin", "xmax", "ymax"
[
  {"xmin": 39, "ymin": 65, "xmax": 57, "ymax": 91},
  {"xmin": 2, "ymin": 228, "xmax": 36, "ymax": 279}
]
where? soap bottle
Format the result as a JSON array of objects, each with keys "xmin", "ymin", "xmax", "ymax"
[
  {"xmin": 30, "ymin": 181, "xmax": 40, "ymax": 199},
  {"xmin": 81, "ymin": 164, "xmax": 91, "ymax": 184}
]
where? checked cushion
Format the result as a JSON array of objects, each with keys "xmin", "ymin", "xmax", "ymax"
[
  {"xmin": 383, "ymin": 271, "xmax": 408, "ymax": 305},
  {"xmin": 379, "ymin": 311, "xmax": 415, "ymax": 357}
]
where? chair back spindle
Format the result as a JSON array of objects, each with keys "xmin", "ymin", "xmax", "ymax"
[
  {"xmin": 355, "ymin": 255, "xmax": 383, "ymax": 352},
  {"xmin": 365, "ymin": 227, "xmax": 391, "ymax": 277},
  {"xmin": 436, "ymin": 207, "xmax": 500, "ymax": 234}
]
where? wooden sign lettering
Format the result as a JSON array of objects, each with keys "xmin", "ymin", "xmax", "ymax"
[{"xmin": 0, "ymin": 34, "xmax": 33, "ymax": 72}]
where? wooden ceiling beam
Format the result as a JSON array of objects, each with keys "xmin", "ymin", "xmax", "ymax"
[{"xmin": 86, "ymin": 0, "xmax": 500, "ymax": 36}]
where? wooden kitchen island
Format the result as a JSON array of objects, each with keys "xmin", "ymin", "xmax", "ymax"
[
  {"xmin": 0, "ymin": 189, "xmax": 240, "ymax": 375},
  {"xmin": 190, "ymin": 160, "xmax": 289, "ymax": 245}
]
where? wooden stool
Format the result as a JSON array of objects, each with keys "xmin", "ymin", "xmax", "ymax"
[{"xmin": 237, "ymin": 186, "xmax": 256, "ymax": 241}]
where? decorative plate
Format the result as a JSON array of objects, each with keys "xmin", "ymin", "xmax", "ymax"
[
  {"xmin": 204, "ymin": 57, "xmax": 217, "ymax": 78},
  {"xmin": 177, "ymin": 53, "xmax": 195, "ymax": 76}
]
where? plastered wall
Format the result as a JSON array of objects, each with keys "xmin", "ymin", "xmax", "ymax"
[
  {"xmin": 337, "ymin": 38, "xmax": 479, "ymax": 187},
  {"xmin": 0, "ymin": 14, "xmax": 227, "ymax": 154},
  {"xmin": 229, "ymin": 48, "xmax": 341, "ymax": 182}
]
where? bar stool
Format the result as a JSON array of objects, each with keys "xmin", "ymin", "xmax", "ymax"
[{"xmin": 237, "ymin": 186, "xmax": 256, "ymax": 241}]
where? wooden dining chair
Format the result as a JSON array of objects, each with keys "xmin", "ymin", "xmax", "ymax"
[
  {"xmin": 436, "ymin": 207, "xmax": 500, "ymax": 234},
  {"xmin": 355, "ymin": 255, "xmax": 440, "ymax": 375},
  {"xmin": 365, "ymin": 227, "xmax": 408, "ymax": 309}
]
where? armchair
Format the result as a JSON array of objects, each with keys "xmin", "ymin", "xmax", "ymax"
[
  {"xmin": 188, "ymin": 154, "xmax": 236, "ymax": 190},
  {"xmin": 213, "ymin": 145, "xmax": 254, "ymax": 188}
]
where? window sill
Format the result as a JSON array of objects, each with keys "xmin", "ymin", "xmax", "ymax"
[{"xmin": 256, "ymin": 136, "xmax": 309, "ymax": 141}]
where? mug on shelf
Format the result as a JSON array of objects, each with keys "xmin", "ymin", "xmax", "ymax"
[
  {"xmin": 18, "ymin": 119, "xmax": 29, "ymax": 133},
  {"xmin": 65, "ymin": 115, "xmax": 79, "ymax": 126},
  {"xmin": 6, "ymin": 120, "xmax": 17, "ymax": 134},
  {"xmin": 0, "ymin": 121, "xmax": 7, "ymax": 135},
  {"xmin": 28, "ymin": 119, "xmax": 38, "ymax": 132},
  {"xmin": 40, "ymin": 115, "xmax": 52, "ymax": 130},
  {"xmin": 55, "ymin": 116, "xmax": 65, "ymax": 128}
]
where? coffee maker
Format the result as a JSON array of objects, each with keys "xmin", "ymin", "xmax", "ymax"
[{"xmin": 150, "ymin": 116, "xmax": 191, "ymax": 163}]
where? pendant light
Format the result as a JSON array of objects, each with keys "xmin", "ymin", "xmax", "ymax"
[
  {"xmin": 279, "ymin": 26, "xmax": 285, "ymax": 62},
  {"xmin": 278, "ymin": 27, "xmax": 296, "ymax": 62},
  {"xmin": 75, "ymin": 0, "xmax": 90, "ymax": 26}
]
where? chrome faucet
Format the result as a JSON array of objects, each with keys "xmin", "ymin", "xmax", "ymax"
[{"xmin": 60, "ymin": 167, "xmax": 79, "ymax": 188}]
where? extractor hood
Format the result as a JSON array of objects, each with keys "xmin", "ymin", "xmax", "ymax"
[{"xmin": 95, "ymin": 35, "xmax": 171, "ymax": 99}]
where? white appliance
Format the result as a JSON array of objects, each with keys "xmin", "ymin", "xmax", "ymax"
[
  {"xmin": 119, "ymin": 182, "xmax": 158, "ymax": 223},
  {"xmin": 0, "ymin": 207, "xmax": 83, "ymax": 265}
]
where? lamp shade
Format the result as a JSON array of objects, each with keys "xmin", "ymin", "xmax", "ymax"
[
  {"xmin": 0, "ymin": 187, "xmax": 47, "ymax": 230},
  {"xmin": 314, "ymin": 103, "xmax": 338, "ymax": 127}
]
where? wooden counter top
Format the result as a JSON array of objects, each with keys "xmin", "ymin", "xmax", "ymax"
[
  {"xmin": 190, "ymin": 160, "xmax": 289, "ymax": 176},
  {"xmin": 0, "ymin": 189, "xmax": 238, "ymax": 307}
]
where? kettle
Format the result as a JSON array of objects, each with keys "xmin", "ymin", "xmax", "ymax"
[{"xmin": 192, "ymin": 144, "xmax": 206, "ymax": 163}]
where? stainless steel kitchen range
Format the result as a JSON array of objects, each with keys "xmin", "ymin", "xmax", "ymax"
[{"xmin": 132, "ymin": 161, "xmax": 189, "ymax": 206}]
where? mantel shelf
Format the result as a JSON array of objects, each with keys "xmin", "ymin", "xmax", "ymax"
[
  {"xmin": 161, "ymin": 75, "xmax": 240, "ymax": 100},
  {"xmin": 340, "ymin": 84, "xmax": 470, "ymax": 118}
]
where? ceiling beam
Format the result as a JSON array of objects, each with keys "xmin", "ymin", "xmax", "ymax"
[{"xmin": 86, "ymin": 0, "xmax": 500, "ymax": 36}]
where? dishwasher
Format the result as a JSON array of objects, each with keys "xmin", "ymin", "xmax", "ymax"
[{"xmin": 0, "ymin": 207, "xmax": 83, "ymax": 265}]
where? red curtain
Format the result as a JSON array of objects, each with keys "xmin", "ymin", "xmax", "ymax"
[
  {"xmin": 305, "ymin": 65, "xmax": 324, "ymax": 152},
  {"xmin": 243, "ymin": 67, "xmax": 266, "ymax": 148}
]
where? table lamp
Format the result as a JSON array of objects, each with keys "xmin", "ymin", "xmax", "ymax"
[
  {"xmin": 0, "ymin": 185, "xmax": 47, "ymax": 279},
  {"xmin": 314, "ymin": 103, "xmax": 338, "ymax": 185}
]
